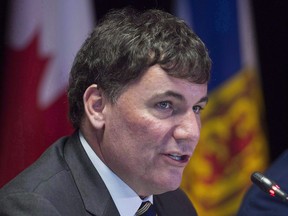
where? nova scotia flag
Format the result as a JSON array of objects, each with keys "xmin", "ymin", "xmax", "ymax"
[{"xmin": 174, "ymin": 0, "xmax": 269, "ymax": 215}]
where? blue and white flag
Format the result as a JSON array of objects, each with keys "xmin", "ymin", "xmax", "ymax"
[{"xmin": 174, "ymin": 0, "xmax": 269, "ymax": 215}]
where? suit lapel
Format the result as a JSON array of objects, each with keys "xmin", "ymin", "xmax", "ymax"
[
  {"xmin": 154, "ymin": 195, "xmax": 167, "ymax": 216},
  {"xmin": 154, "ymin": 191, "xmax": 197, "ymax": 216},
  {"xmin": 64, "ymin": 132, "xmax": 120, "ymax": 216}
]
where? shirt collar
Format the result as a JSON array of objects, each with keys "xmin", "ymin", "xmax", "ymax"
[{"xmin": 79, "ymin": 132, "xmax": 153, "ymax": 216}]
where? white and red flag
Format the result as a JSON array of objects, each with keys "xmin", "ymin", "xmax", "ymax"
[{"xmin": 0, "ymin": 0, "xmax": 94, "ymax": 187}]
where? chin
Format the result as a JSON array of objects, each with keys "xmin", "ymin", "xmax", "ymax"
[{"xmin": 152, "ymin": 178, "xmax": 182, "ymax": 195}]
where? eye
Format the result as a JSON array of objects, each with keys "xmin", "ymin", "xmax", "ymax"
[
  {"xmin": 156, "ymin": 101, "xmax": 173, "ymax": 110},
  {"xmin": 152, "ymin": 101, "xmax": 175, "ymax": 119},
  {"xmin": 193, "ymin": 105, "xmax": 203, "ymax": 114}
]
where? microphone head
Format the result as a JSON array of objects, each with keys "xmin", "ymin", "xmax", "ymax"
[
  {"xmin": 251, "ymin": 171, "xmax": 273, "ymax": 192},
  {"xmin": 251, "ymin": 171, "xmax": 263, "ymax": 185},
  {"xmin": 251, "ymin": 171, "xmax": 263, "ymax": 183},
  {"xmin": 250, "ymin": 171, "xmax": 288, "ymax": 202}
]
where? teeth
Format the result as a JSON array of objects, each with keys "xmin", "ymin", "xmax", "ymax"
[{"xmin": 169, "ymin": 154, "xmax": 182, "ymax": 161}]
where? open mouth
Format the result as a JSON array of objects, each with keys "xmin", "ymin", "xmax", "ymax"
[{"xmin": 168, "ymin": 154, "xmax": 189, "ymax": 163}]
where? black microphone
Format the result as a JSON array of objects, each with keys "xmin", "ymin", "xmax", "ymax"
[{"xmin": 251, "ymin": 171, "xmax": 288, "ymax": 203}]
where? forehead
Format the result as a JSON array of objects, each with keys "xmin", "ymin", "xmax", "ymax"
[{"xmin": 120, "ymin": 65, "xmax": 207, "ymax": 103}]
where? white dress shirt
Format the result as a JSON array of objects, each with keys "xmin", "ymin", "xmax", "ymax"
[{"xmin": 79, "ymin": 132, "xmax": 153, "ymax": 216}]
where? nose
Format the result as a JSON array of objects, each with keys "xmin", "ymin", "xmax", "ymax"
[{"xmin": 173, "ymin": 111, "xmax": 201, "ymax": 142}]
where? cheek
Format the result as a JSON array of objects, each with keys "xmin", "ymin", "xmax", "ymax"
[
  {"xmin": 104, "ymin": 114, "xmax": 164, "ymax": 168},
  {"xmin": 105, "ymin": 112, "xmax": 154, "ymax": 148},
  {"xmin": 125, "ymin": 114, "xmax": 165, "ymax": 141},
  {"xmin": 118, "ymin": 115, "xmax": 170, "ymax": 157},
  {"xmin": 126, "ymin": 116, "xmax": 150, "ymax": 135},
  {"xmin": 127, "ymin": 123, "xmax": 152, "ymax": 159},
  {"xmin": 106, "ymin": 102, "xmax": 170, "ymax": 154}
]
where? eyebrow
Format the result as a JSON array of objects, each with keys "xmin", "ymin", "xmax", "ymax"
[
  {"xmin": 199, "ymin": 96, "xmax": 209, "ymax": 104},
  {"xmin": 155, "ymin": 91, "xmax": 209, "ymax": 104}
]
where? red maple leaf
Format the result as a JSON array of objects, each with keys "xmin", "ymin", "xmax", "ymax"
[{"xmin": 0, "ymin": 33, "xmax": 73, "ymax": 187}]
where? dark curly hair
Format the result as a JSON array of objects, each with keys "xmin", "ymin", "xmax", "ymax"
[{"xmin": 67, "ymin": 7, "xmax": 212, "ymax": 129}]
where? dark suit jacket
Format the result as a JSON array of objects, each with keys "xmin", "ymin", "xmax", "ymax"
[
  {"xmin": 237, "ymin": 150, "xmax": 288, "ymax": 216},
  {"xmin": 0, "ymin": 132, "xmax": 197, "ymax": 216}
]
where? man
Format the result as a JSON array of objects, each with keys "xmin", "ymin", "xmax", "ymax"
[
  {"xmin": 0, "ymin": 7, "xmax": 211, "ymax": 215},
  {"xmin": 237, "ymin": 150, "xmax": 288, "ymax": 215}
]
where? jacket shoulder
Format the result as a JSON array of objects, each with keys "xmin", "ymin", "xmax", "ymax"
[
  {"xmin": 0, "ymin": 192, "xmax": 62, "ymax": 216},
  {"xmin": 0, "ymin": 136, "xmax": 69, "ymax": 193},
  {"xmin": 0, "ymin": 134, "xmax": 86, "ymax": 215}
]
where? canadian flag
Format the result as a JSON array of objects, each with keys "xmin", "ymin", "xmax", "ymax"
[{"xmin": 0, "ymin": 0, "xmax": 94, "ymax": 187}]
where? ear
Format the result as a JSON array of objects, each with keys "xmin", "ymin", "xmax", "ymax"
[{"xmin": 83, "ymin": 84, "xmax": 105, "ymax": 129}]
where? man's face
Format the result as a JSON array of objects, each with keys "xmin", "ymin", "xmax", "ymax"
[{"xmin": 100, "ymin": 65, "xmax": 208, "ymax": 196}]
